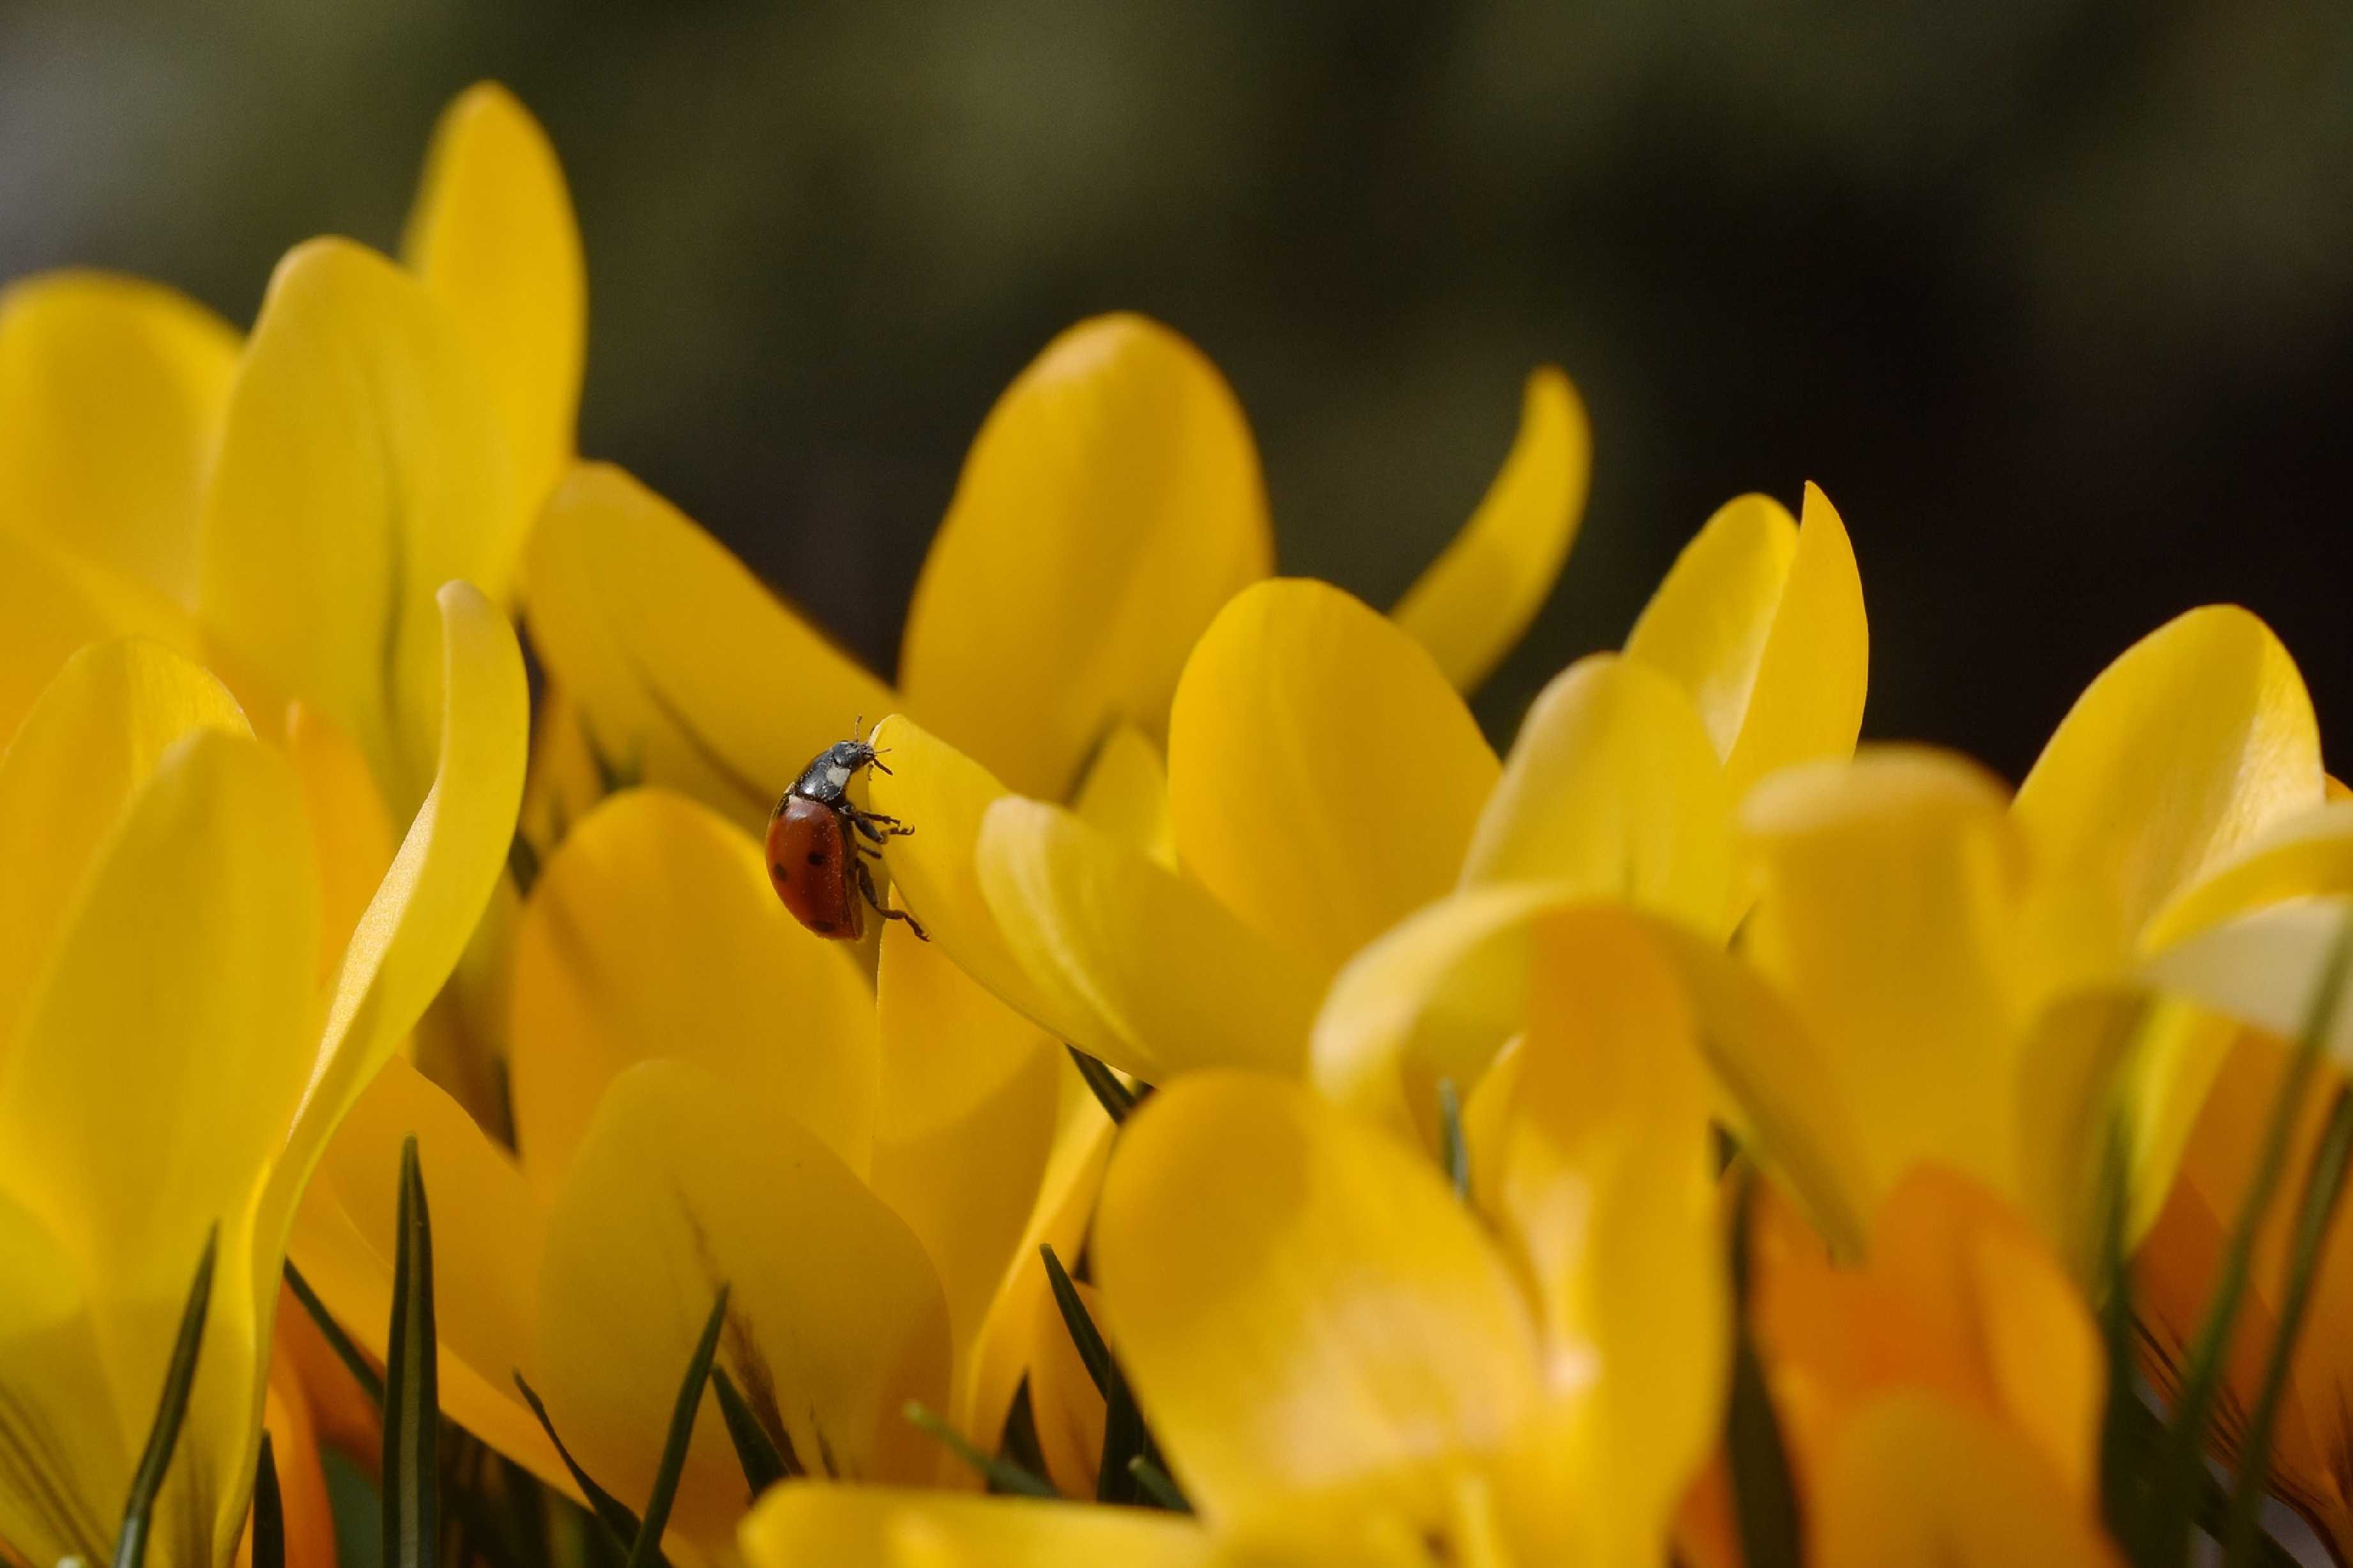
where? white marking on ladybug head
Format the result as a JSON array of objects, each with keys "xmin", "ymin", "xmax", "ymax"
[{"xmin": 825, "ymin": 764, "xmax": 852, "ymax": 790}]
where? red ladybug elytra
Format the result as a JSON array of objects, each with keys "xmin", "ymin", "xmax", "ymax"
[{"xmin": 765, "ymin": 728, "xmax": 927, "ymax": 942}]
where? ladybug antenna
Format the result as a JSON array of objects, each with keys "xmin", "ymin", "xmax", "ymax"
[{"xmin": 851, "ymin": 713, "xmax": 866, "ymax": 742}]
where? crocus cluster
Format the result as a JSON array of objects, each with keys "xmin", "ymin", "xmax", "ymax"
[{"xmin": 4, "ymin": 84, "xmax": 2352, "ymax": 1568}]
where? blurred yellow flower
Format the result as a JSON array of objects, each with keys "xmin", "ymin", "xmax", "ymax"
[
  {"xmin": 0, "ymin": 587, "xmax": 524, "ymax": 1564},
  {"xmin": 743, "ymin": 908, "xmax": 1722, "ymax": 1567},
  {"xmin": 1747, "ymin": 1168, "xmax": 2115, "ymax": 1566},
  {"xmin": 1313, "ymin": 602, "xmax": 2327, "ymax": 1269},
  {"xmin": 0, "ymin": 82, "xmax": 581, "ymax": 798}
]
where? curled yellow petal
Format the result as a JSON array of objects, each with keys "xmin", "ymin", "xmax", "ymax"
[
  {"xmin": 977, "ymin": 796, "xmax": 1321, "ymax": 1082},
  {"xmin": 901, "ymin": 313, "xmax": 1272, "ymax": 798},
  {"xmin": 537, "ymin": 1061, "xmax": 950, "ymax": 1554},
  {"xmin": 1392, "ymin": 367, "xmax": 1590, "ymax": 694},
  {"xmin": 1095, "ymin": 1072, "xmax": 1543, "ymax": 1534},
  {"xmin": 2017, "ymin": 605, "xmax": 2322, "ymax": 961},
  {"xmin": 508, "ymin": 786, "xmax": 878, "ymax": 1196},
  {"xmin": 199, "ymin": 238, "xmax": 517, "ymax": 803},
  {"xmin": 1459, "ymin": 653, "xmax": 1736, "ymax": 935},
  {"xmin": 265, "ymin": 581, "xmax": 529, "ymax": 1237},
  {"xmin": 1169, "ymin": 578, "xmax": 1498, "ymax": 975},
  {"xmin": 741, "ymin": 1485, "xmax": 1218, "ymax": 1568},
  {"xmin": 0, "ymin": 270, "xmax": 239, "ymax": 606},
  {"xmin": 402, "ymin": 81, "xmax": 584, "ymax": 515},
  {"xmin": 526, "ymin": 462, "xmax": 893, "ymax": 831}
]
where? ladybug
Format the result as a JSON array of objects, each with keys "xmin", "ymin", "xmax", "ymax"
[{"xmin": 766, "ymin": 729, "xmax": 927, "ymax": 942}]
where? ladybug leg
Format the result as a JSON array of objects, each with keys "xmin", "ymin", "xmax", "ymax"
[
  {"xmin": 851, "ymin": 856, "xmax": 929, "ymax": 941},
  {"xmin": 842, "ymin": 803, "xmax": 915, "ymax": 844}
]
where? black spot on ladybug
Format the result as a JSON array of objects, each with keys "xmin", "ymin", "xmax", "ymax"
[
  {"xmin": 812, "ymin": 918, "xmax": 835, "ymax": 934},
  {"xmin": 772, "ymin": 864, "xmax": 788, "ymax": 881},
  {"xmin": 807, "ymin": 849, "xmax": 826, "ymax": 865}
]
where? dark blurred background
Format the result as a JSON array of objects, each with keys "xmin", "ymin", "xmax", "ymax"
[{"xmin": 6, "ymin": 1, "xmax": 2350, "ymax": 781}]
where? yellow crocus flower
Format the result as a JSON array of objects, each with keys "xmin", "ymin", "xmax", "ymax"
[
  {"xmin": 1316, "ymin": 595, "xmax": 2324, "ymax": 1267},
  {"xmin": 741, "ymin": 908, "xmax": 1723, "ymax": 1568},
  {"xmin": 0, "ymin": 584, "xmax": 526, "ymax": 1565},
  {"xmin": 0, "ymin": 83, "xmax": 580, "ymax": 796}
]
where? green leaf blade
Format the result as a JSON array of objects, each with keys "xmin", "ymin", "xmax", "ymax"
[
  {"xmin": 111, "ymin": 1226, "xmax": 217, "ymax": 1568},
  {"xmin": 383, "ymin": 1134, "xmax": 440, "ymax": 1568}
]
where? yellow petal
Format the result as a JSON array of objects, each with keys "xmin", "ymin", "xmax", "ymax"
[
  {"xmin": 0, "ymin": 1194, "xmax": 119, "ymax": 1566},
  {"xmin": 1458, "ymin": 652, "xmax": 1736, "ymax": 935},
  {"xmin": 1027, "ymin": 1274, "xmax": 1111, "ymax": 1499},
  {"xmin": 289, "ymin": 1054, "xmax": 564, "ymax": 1488},
  {"xmin": 871, "ymin": 918, "xmax": 1062, "ymax": 1355},
  {"xmin": 263, "ymin": 582, "xmax": 529, "ymax": 1240},
  {"xmin": 199, "ymin": 238, "xmax": 517, "ymax": 804},
  {"xmin": 2144, "ymin": 800, "xmax": 2353, "ymax": 950},
  {"xmin": 1311, "ymin": 882, "xmax": 1572, "ymax": 1134},
  {"xmin": 1626, "ymin": 484, "xmax": 1867, "ymax": 800},
  {"xmin": 901, "ymin": 314, "xmax": 1272, "ymax": 798},
  {"xmin": 401, "ymin": 82, "xmax": 584, "ymax": 515},
  {"xmin": 0, "ymin": 530, "xmax": 199, "ymax": 749},
  {"xmin": 2016, "ymin": 605, "xmax": 2323, "ymax": 961},
  {"xmin": 1313, "ymin": 887, "xmax": 1875, "ymax": 1255},
  {"xmin": 525, "ymin": 462, "xmax": 894, "ymax": 831},
  {"xmin": 0, "ymin": 270, "xmax": 240, "ymax": 607},
  {"xmin": 536, "ymin": 1060, "xmax": 950, "ymax": 1554},
  {"xmin": 1481, "ymin": 909, "xmax": 1728, "ymax": 1565},
  {"xmin": 1072, "ymin": 720, "xmax": 1174, "ymax": 867},
  {"xmin": 1813, "ymin": 1395, "xmax": 2117, "ymax": 1568},
  {"xmin": 1093, "ymin": 1072, "xmax": 1543, "ymax": 1534},
  {"xmin": 1624, "ymin": 493, "xmax": 1797, "ymax": 758},
  {"xmin": 1740, "ymin": 748, "xmax": 2036, "ymax": 1214},
  {"xmin": 2136, "ymin": 1025, "xmax": 2353, "ymax": 1550},
  {"xmin": 1169, "ymin": 579, "xmax": 1498, "ymax": 974},
  {"xmin": 957, "ymin": 1104, "xmax": 1115, "ymax": 1455},
  {"xmin": 740, "ymin": 1485, "xmax": 1218, "ymax": 1568},
  {"xmin": 1723, "ymin": 483, "xmax": 1868, "ymax": 800},
  {"xmin": 2142, "ymin": 896, "xmax": 2353, "ymax": 1065},
  {"xmin": 0, "ymin": 726, "xmax": 315, "ymax": 1294},
  {"xmin": 508, "ymin": 786, "xmax": 878, "ymax": 1194},
  {"xmin": 0, "ymin": 638, "xmax": 248, "ymax": 1051},
  {"xmin": 977, "ymin": 796, "xmax": 1321, "ymax": 1082},
  {"xmin": 0, "ymin": 727, "xmax": 318, "ymax": 1558},
  {"xmin": 1392, "ymin": 367, "xmax": 1591, "ymax": 694},
  {"xmin": 865, "ymin": 713, "xmax": 1058, "ymax": 1027},
  {"xmin": 285, "ymin": 701, "xmax": 400, "ymax": 977}
]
